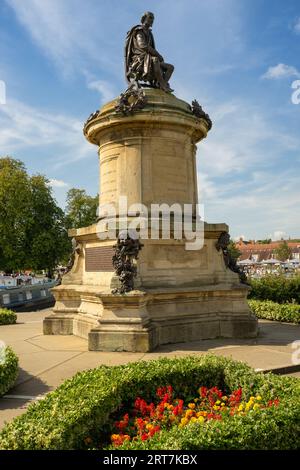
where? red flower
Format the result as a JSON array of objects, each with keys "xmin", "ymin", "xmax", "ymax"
[
  {"xmin": 136, "ymin": 417, "xmax": 146, "ymax": 430},
  {"xmin": 268, "ymin": 399, "xmax": 280, "ymax": 407},
  {"xmin": 141, "ymin": 433, "xmax": 149, "ymax": 441}
]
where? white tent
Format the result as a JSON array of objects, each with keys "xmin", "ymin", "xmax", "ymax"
[
  {"xmin": 261, "ymin": 258, "xmax": 282, "ymax": 265},
  {"xmin": 237, "ymin": 259, "xmax": 255, "ymax": 265},
  {"xmin": 288, "ymin": 259, "xmax": 300, "ymax": 264}
]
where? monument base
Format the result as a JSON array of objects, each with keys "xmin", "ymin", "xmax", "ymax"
[
  {"xmin": 43, "ymin": 223, "xmax": 257, "ymax": 352},
  {"xmin": 44, "ymin": 284, "xmax": 257, "ymax": 352}
]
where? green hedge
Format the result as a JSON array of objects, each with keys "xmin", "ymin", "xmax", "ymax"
[
  {"xmin": 249, "ymin": 299, "xmax": 300, "ymax": 323},
  {"xmin": 0, "ymin": 355, "xmax": 299, "ymax": 450},
  {"xmin": 0, "ymin": 346, "xmax": 19, "ymax": 397},
  {"xmin": 0, "ymin": 308, "xmax": 17, "ymax": 325},
  {"xmin": 248, "ymin": 275, "xmax": 300, "ymax": 304}
]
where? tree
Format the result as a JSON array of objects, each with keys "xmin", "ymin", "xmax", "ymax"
[
  {"xmin": 66, "ymin": 188, "xmax": 98, "ymax": 229},
  {"xmin": 257, "ymin": 239, "xmax": 272, "ymax": 244},
  {"xmin": 0, "ymin": 157, "xmax": 31, "ymax": 271},
  {"xmin": 228, "ymin": 240, "xmax": 242, "ymax": 261},
  {"xmin": 0, "ymin": 156, "xmax": 70, "ymax": 274},
  {"xmin": 26, "ymin": 175, "xmax": 70, "ymax": 276},
  {"xmin": 273, "ymin": 241, "xmax": 292, "ymax": 261}
]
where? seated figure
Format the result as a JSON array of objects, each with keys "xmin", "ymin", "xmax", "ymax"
[{"xmin": 125, "ymin": 12, "xmax": 174, "ymax": 92}]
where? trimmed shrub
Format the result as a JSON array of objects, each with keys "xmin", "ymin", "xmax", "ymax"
[
  {"xmin": 248, "ymin": 299, "xmax": 300, "ymax": 323},
  {"xmin": 0, "ymin": 355, "xmax": 299, "ymax": 450},
  {"xmin": 248, "ymin": 274, "xmax": 300, "ymax": 304},
  {"xmin": 0, "ymin": 308, "xmax": 17, "ymax": 326},
  {"xmin": 0, "ymin": 346, "xmax": 19, "ymax": 397}
]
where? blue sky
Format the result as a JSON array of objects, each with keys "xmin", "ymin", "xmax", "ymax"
[{"xmin": 0, "ymin": 0, "xmax": 299, "ymax": 240}]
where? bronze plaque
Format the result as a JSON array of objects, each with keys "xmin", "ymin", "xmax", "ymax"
[{"xmin": 85, "ymin": 246, "xmax": 114, "ymax": 272}]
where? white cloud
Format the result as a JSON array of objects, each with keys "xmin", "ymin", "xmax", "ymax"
[
  {"xmin": 87, "ymin": 79, "xmax": 116, "ymax": 104},
  {"xmin": 201, "ymin": 64, "xmax": 236, "ymax": 75},
  {"xmin": 49, "ymin": 178, "xmax": 69, "ymax": 188},
  {"xmin": 294, "ymin": 17, "xmax": 300, "ymax": 34},
  {"xmin": 262, "ymin": 63, "xmax": 300, "ymax": 80},
  {"xmin": 201, "ymin": 168, "xmax": 300, "ymax": 240},
  {"xmin": 193, "ymin": 95, "xmax": 300, "ymax": 239},
  {"xmin": 197, "ymin": 173, "xmax": 218, "ymax": 201},
  {"xmin": 269, "ymin": 231, "xmax": 288, "ymax": 241},
  {"xmin": 5, "ymin": 0, "xmax": 121, "ymax": 77},
  {"xmin": 0, "ymin": 97, "xmax": 94, "ymax": 167},
  {"xmin": 197, "ymin": 99, "xmax": 287, "ymax": 177},
  {"xmin": 234, "ymin": 235, "xmax": 246, "ymax": 241}
]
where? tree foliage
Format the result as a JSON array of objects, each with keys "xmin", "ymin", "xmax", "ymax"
[
  {"xmin": 273, "ymin": 241, "xmax": 292, "ymax": 261},
  {"xmin": 257, "ymin": 239, "xmax": 272, "ymax": 244},
  {"xmin": 66, "ymin": 188, "xmax": 98, "ymax": 229},
  {"xmin": 228, "ymin": 240, "xmax": 241, "ymax": 261},
  {"xmin": 0, "ymin": 157, "xmax": 70, "ymax": 274}
]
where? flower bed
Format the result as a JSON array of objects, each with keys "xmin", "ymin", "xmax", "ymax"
[
  {"xmin": 0, "ymin": 355, "xmax": 299, "ymax": 450},
  {"xmin": 248, "ymin": 299, "xmax": 300, "ymax": 323},
  {"xmin": 0, "ymin": 346, "xmax": 19, "ymax": 397},
  {"xmin": 0, "ymin": 308, "xmax": 17, "ymax": 326},
  {"xmin": 109, "ymin": 384, "xmax": 279, "ymax": 448}
]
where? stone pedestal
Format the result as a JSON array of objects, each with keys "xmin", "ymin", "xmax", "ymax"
[{"xmin": 43, "ymin": 88, "xmax": 257, "ymax": 351}]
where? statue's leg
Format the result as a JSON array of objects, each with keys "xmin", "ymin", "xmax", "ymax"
[
  {"xmin": 152, "ymin": 57, "xmax": 169, "ymax": 90},
  {"xmin": 162, "ymin": 63, "xmax": 174, "ymax": 83}
]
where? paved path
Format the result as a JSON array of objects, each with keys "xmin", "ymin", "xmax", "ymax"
[{"xmin": 0, "ymin": 309, "xmax": 299, "ymax": 429}]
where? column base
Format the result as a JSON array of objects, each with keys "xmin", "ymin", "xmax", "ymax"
[{"xmin": 43, "ymin": 285, "xmax": 258, "ymax": 352}]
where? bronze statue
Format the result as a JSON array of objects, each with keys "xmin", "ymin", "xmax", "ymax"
[
  {"xmin": 125, "ymin": 11, "xmax": 174, "ymax": 93},
  {"xmin": 216, "ymin": 232, "xmax": 248, "ymax": 284},
  {"xmin": 112, "ymin": 231, "xmax": 143, "ymax": 294}
]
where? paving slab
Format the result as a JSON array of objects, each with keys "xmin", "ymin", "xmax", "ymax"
[
  {"xmin": 34, "ymin": 351, "xmax": 145, "ymax": 390},
  {"xmin": 286, "ymin": 372, "xmax": 300, "ymax": 378},
  {"xmin": 0, "ymin": 399, "xmax": 29, "ymax": 429}
]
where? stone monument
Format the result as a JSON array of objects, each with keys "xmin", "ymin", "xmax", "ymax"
[{"xmin": 43, "ymin": 12, "xmax": 257, "ymax": 351}]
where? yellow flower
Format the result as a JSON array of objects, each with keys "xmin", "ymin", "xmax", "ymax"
[
  {"xmin": 180, "ymin": 417, "xmax": 189, "ymax": 426},
  {"xmin": 146, "ymin": 423, "xmax": 153, "ymax": 430},
  {"xmin": 221, "ymin": 403, "xmax": 225, "ymax": 407},
  {"xmin": 256, "ymin": 395, "xmax": 262, "ymax": 401},
  {"xmin": 215, "ymin": 400, "xmax": 221, "ymax": 405},
  {"xmin": 197, "ymin": 416, "xmax": 205, "ymax": 424},
  {"xmin": 213, "ymin": 405, "xmax": 220, "ymax": 411},
  {"xmin": 250, "ymin": 396, "xmax": 255, "ymax": 401},
  {"xmin": 238, "ymin": 404, "xmax": 244, "ymax": 412},
  {"xmin": 222, "ymin": 396, "xmax": 228, "ymax": 401},
  {"xmin": 185, "ymin": 410, "xmax": 194, "ymax": 417},
  {"xmin": 190, "ymin": 417, "xmax": 197, "ymax": 423},
  {"xmin": 188, "ymin": 403, "xmax": 196, "ymax": 409},
  {"xmin": 253, "ymin": 403, "xmax": 260, "ymax": 410}
]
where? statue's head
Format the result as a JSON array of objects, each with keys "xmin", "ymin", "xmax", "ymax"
[{"xmin": 141, "ymin": 11, "xmax": 154, "ymax": 27}]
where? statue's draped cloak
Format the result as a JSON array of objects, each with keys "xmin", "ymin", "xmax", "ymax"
[{"xmin": 125, "ymin": 25, "xmax": 156, "ymax": 83}]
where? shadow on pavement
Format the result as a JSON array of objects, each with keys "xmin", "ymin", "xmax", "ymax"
[{"xmin": 154, "ymin": 320, "xmax": 300, "ymax": 353}]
